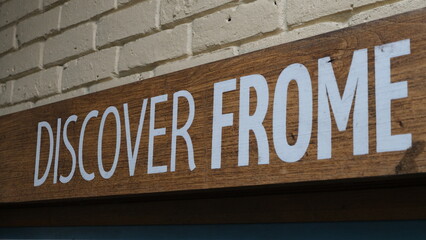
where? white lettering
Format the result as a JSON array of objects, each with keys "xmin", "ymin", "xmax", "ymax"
[
  {"xmin": 98, "ymin": 106, "xmax": 121, "ymax": 179},
  {"xmin": 60, "ymin": 115, "xmax": 77, "ymax": 184},
  {"xmin": 171, "ymin": 90, "xmax": 196, "ymax": 172},
  {"xmin": 53, "ymin": 118, "xmax": 61, "ymax": 184},
  {"xmin": 148, "ymin": 94, "xmax": 168, "ymax": 174},
  {"xmin": 317, "ymin": 49, "xmax": 368, "ymax": 159},
  {"xmin": 238, "ymin": 74, "xmax": 269, "ymax": 166},
  {"xmin": 273, "ymin": 63, "xmax": 313, "ymax": 163},
  {"xmin": 34, "ymin": 121, "xmax": 54, "ymax": 187},
  {"xmin": 211, "ymin": 79, "xmax": 236, "ymax": 169},
  {"xmin": 78, "ymin": 110, "xmax": 98, "ymax": 181},
  {"xmin": 124, "ymin": 100, "xmax": 148, "ymax": 176},
  {"xmin": 375, "ymin": 39, "xmax": 412, "ymax": 152}
]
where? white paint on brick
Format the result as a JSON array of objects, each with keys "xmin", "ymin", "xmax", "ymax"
[
  {"xmin": 43, "ymin": 0, "xmax": 65, "ymax": 8},
  {"xmin": 35, "ymin": 87, "xmax": 88, "ymax": 107},
  {"xmin": 192, "ymin": 0, "xmax": 281, "ymax": 53},
  {"xmin": 349, "ymin": 0, "xmax": 426, "ymax": 26},
  {"xmin": 62, "ymin": 47, "xmax": 119, "ymax": 91},
  {"xmin": 12, "ymin": 67, "xmax": 62, "ymax": 103},
  {"xmin": 0, "ymin": 0, "xmax": 42, "ymax": 27},
  {"xmin": 88, "ymin": 71, "xmax": 154, "ymax": 93},
  {"xmin": 239, "ymin": 21, "xmax": 347, "ymax": 54},
  {"xmin": 160, "ymin": 0, "xmax": 234, "ymax": 25},
  {"xmin": 97, "ymin": 0, "xmax": 158, "ymax": 48},
  {"xmin": 119, "ymin": 24, "xmax": 189, "ymax": 72},
  {"xmin": 154, "ymin": 47, "xmax": 236, "ymax": 76},
  {"xmin": 117, "ymin": 0, "xmax": 134, "ymax": 6},
  {"xmin": 0, "ymin": 81, "xmax": 13, "ymax": 106},
  {"xmin": 0, "ymin": 42, "xmax": 43, "ymax": 80},
  {"xmin": 286, "ymin": 0, "xmax": 388, "ymax": 26},
  {"xmin": 0, "ymin": 25, "xmax": 16, "ymax": 54},
  {"xmin": 44, "ymin": 22, "xmax": 96, "ymax": 66},
  {"xmin": 17, "ymin": 6, "xmax": 61, "ymax": 45},
  {"xmin": 0, "ymin": 101, "xmax": 33, "ymax": 116},
  {"xmin": 1, "ymin": 0, "xmax": 426, "ymax": 115},
  {"xmin": 61, "ymin": 0, "xmax": 116, "ymax": 29}
]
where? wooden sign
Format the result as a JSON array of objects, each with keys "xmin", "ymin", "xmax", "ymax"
[{"xmin": 1, "ymin": 9, "xmax": 426, "ymax": 203}]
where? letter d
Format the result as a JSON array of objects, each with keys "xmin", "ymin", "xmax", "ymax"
[{"xmin": 34, "ymin": 121, "xmax": 54, "ymax": 186}]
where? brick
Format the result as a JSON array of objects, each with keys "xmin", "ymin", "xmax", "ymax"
[
  {"xmin": 44, "ymin": 22, "xmax": 96, "ymax": 66},
  {"xmin": 117, "ymin": 0, "xmax": 136, "ymax": 6},
  {"xmin": 88, "ymin": 71, "xmax": 153, "ymax": 93},
  {"xmin": 119, "ymin": 24, "xmax": 189, "ymax": 72},
  {"xmin": 0, "ymin": 25, "xmax": 16, "ymax": 54},
  {"xmin": 0, "ymin": 42, "xmax": 43, "ymax": 80},
  {"xmin": 155, "ymin": 47, "xmax": 236, "ymax": 76},
  {"xmin": 349, "ymin": 0, "xmax": 426, "ymax": 26},
  {"xmin": 43, "ymin": 0, "xmax": 64, "ymax": 8},
  {"xmin": 0, "ymin": 81, "xmax": 13, "ymax": 106},
  {"xmin": 61, "ymin": 0, "xmax": 116, "ymax": 29},
  {"xmin": 239, "ymin": 21, "xmax": 346, "ymax": 54},
  {"xmin": 12, "ymin": 67, "xmax": 62, "ymax": 103},
  {"xmin": 0, "ymin": 101, "xmax": 33, "ymax": 117},
  {"xmin": 286, "ymin": 0, "xmax": 386, "ymax": 26},
  {"xmin": 97, "ymin": 0, "xmax": 158, "ymax": 48},
  {"xmin": 16, "ymin": 6, "xmax": 61, "ymax": 45},
  {"xmin": 0, "ymin": 0, "xmax": 42, "ymax": 27},
  {"xmin": 160, "ymin": 0, "xmax": 234, "ymax": 25},
  {"xmin": 62, "ymin": 47, "xmax": 119, "ymax": 90},
  {"xmin": 192, "ymin": 0, "xmax": 280, "ymax": 53},
  {"xmin": 35, "ymin": 88, "xmax": 88, "ymax": 107}
]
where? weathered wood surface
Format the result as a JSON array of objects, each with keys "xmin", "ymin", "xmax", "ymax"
[{"xmin": 1, "ymin": 9, "xmax": 426, "ymax": 203}]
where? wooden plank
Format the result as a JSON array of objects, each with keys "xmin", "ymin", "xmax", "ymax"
[{"xmin": 1, "ymin": 9, "xmax": 426, "ymax": 203}]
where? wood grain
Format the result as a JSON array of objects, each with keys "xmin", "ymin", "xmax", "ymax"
[{"xmin": 1, "ymin": 9, "xmax": 426, "ymax": 203}]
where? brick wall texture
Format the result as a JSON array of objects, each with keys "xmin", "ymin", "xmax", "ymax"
[{"xmin": 0, "ymin": 0, "xmax": 425, "ymax": 116}]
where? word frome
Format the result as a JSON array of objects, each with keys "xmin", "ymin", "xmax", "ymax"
[{"xmin": 34, "ymin": 39, "xmax": 412, "ymax": 186}]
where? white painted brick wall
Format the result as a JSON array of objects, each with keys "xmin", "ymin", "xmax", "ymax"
[
  {"xmin": 192, "ymin": 0, "xmax": 281, "ymax": 53},
  {"xmin": 34, "ymin": 87, "xmax": 88, "ymax": 107},
  {"xmin": 0, "ymin": 0, "xmax": 41, "ymax": 27},
  {"xmin": 96, "ymin": 0, "xmax": 158, "ymax": 48},
  {"xmin": 348, "ymin": 0, "xmax": 426, "ymax": 25},
  {"xmin": 119, "ymin": 24, "xmax": 190, "ymax": 73},
  {"xmin": 239, "ymin": 21, "xmax": 346, "ymax": 54},
  {"xmin": 16, "ymin": 6, "xmax": 61, "ymax": 45},
  {"xmin": 88, "ymin": 71, "xmax": 154, "ymax": 93},
  {"xmin": 117, "ymin": 0, "xmax": 134, "ymax": 6},
  {"xmin": 0, "ymin": 26, "xmax": 16, "ymax": 54},
  {"xmin": 44, "ymin": 22, "xmax": 96, "ymax": 66},
  {"xmin": 154, "ymin": 47, "xmax": 236, "ymax": 76},
  {"xmin": 286, "ymin": 0, "xmax": 387, "ymax": 26},
  {"xmin": 62, "ymin": 47, "xmax": 119, "ymax": 91},
  {"xmin": 0, "ymin": 42, "xmax": 43, "ymax": 80},
  {"xmin": 61, "ymin": 0, "xmax": 116, "ymax": 29},
  {"xmin": 0, "ymin": 0, "xmax": 425, "ymax": 116},
  {"xmin": 12, "ymin": 66, "xmax": 62, "ymax": 103},
  {"xmin": 0, "ymin": 81, "xmax": 13, "ymax": 106},
  {"xmin": 43, "ymin": 0, "xmax": 64, "ymax": 8},
  {"xmin": 0, "ymin": 102, "xmax": 34, "ymax": 116},
  {"xmin": 160, "ymin": 0, "xmax": 234, "ymax": 25}
]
